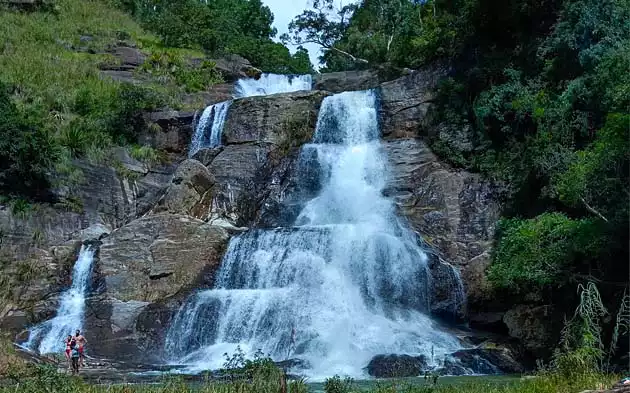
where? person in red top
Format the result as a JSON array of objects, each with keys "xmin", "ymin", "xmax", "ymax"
[
  {"xmin": 73, "ymin": 330, "xmax": 87, "ymax": 367},
  {"xmin": 63, "ymin": 335, "xmax": 73, "ymax": 370}
]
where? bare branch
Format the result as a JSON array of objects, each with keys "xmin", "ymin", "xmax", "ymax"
[{"xmin": 580, "ymin": 197, "xmax": 609, "ymax": 222}]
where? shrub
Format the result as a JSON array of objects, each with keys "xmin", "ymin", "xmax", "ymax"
[
  {"xmin": 488, "ymin": 213, "xmax": 604, "ymax": 294},
  {"xmin": 0, "ymin": 84, "xmax": 59, "ymax": 201}
]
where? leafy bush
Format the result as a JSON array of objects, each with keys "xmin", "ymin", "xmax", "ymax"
[
  {"xmin": 141, "ymin": 50, "xmax": 223, "ymax": 92},
  {"xmin": 0, "ymin": 84, "xmax": 59, "ymax": 201},
  {"xmin": 488, "ymin": 213, "xmax": 604, "ymax": 294},
  {"xmin": 324, "ymin": 375, "xmax": 354, "ymax": 393}
]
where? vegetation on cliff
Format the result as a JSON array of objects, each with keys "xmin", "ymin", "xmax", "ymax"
[
  {"xmin": 0, "ymin": 0, "xmax": 314, "ymax": 205},
  {"xmin": 112, "ymin": 0, "xmax": 314, "ymax": 74}
]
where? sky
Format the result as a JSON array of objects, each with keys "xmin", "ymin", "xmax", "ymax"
[{"xmin": 265, "ymin": 0, "xmax": 354, "ymax": 70}]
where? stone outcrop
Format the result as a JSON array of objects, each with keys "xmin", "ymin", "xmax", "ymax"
[
  {"xmin": 86, "ymin": 213, "xmax": 229, "ymax": 360},
  {"xmin": 503, "ymin": 305, "xmax": 558, "ymax": 358},
  {"xmin": 153, "ymin": 159, "xmax": 215, "ymax": 218},
  {"xmin": 96, "ymin": 214, "xmax": 227, "ymax": 302},
  {"xmin": 141, "ymin": 111, "xmax": 195, "ymax": 155},
  {"xmin": 366, "ymin": 354, "xmax": 428, "ymax": 378},
  {"xmin": 438, "ymin": 346, "xmax": 524, "ymax": 375},
  {"xmin": 383, "ymin": 138, "xmax": 500, "ymax": 314},
  {"xmin": 379, "ymin": 65, "xmax": 446, "ymax": 138},
  {"xmin": 207, "ymin": 90, "xmax": 329, "ymax": 227},
  {"xmin": 313, "ymin": 69, "xmax": 384, "ymax": 93}
]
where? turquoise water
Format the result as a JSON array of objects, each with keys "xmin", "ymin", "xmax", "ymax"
[{"xmin": 307, "ymin": 375, "xmax": 521, "ymax": 393}]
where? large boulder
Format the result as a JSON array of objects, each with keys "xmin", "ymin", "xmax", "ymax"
[
  {"xmin": 208, "ymin": 54, "xmax": 261, "ymax": 81},
  {"xmin": 366, "ymin": 354, "xmax": 428, "ymax": 378},
  {"xmin": 313, "ymin": 69, "xmax": 383, "ymax": 93},
  {"xmin": 141, "ymin": 110, "xmax": 195, "ymax": 154},
  {"xmin": 96, "ymin": 214, "xmax": 228, "ymax": 302},
  {"xmin": 503, "ymin": 305, "xmax": 558, "ymax": 358},
  {"xmin": 153, "ymin": 159, "xmax": 215, "ymax": 218},
  {"xmin": 449, "ymin": 347, "xmax": 525, "ymax": 374},
  {"xmin": 222, "ymin": 90, "xmax": 328, "ymax": 145},
  {"xmin": 86, "ymin": 213, "xmax": 229, "ymax": 361}
]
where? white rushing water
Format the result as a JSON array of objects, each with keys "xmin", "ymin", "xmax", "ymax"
[
  {"xmin": 167, "ymin": 90, "xmax": 461, "ymax": 379},
  {"xmin": 234, "ymin": 73, "xmax": 312, "ymax": 98},
  {"xmin": 25, "ymin": 245, "xmax": 95, "ymax": 354},
  {"xmin": 188, "ymin": 100, "xmax": 232, "ymax": 157},
  {"xmin": 188, "ymin": 74, "xmax": 313, "ymax": 158}
]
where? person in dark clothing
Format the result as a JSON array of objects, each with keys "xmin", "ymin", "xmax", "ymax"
[{"xmin": 70, "ymin": 345, "xmax": 80, "ymax": 375}]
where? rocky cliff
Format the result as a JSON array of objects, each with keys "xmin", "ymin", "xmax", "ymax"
[{"xmin": 0, "ymin": 66, "xmax": 535, "ymax": 365}]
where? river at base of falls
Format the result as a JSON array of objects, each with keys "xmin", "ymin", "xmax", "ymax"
[{"xmin": 165, "ymin": 89, "xmax": 464, "ymax": 380}]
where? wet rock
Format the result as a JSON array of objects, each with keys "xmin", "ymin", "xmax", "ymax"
[
  {"xmin": 449, "ymin": 347, "xmax": 524, "ymax": 374},
  {"xmin": 313, "ymin": 69, "xmax": 383, "ymax": 93},
  {"xmin": 503, "ymin": 305, "xmax": 558, "ymax": 358},
  {"xmin": 427, "ymin": 255, "xmax": 466, "ymax": 322},
  {"xmin": 153, "ymin": 159, "xmax": 215, "ymax": 218},
  {"xmin": 383, "ymin": 138, "xmax": 500, "ymax": 314},
  {"xmin": 366, "ymin": 354, "xmax": 428, "ymax": 378},
  {"xmin": 379, "ymin": 64, "xmax": 447, "ymax": 138},
  {"xmin": 222, "ymin": 91, "xmax": 327, "ymax": 145},
  {"xmin": 468, "ymin": 312, "xmax": 508, "ymax": 334},
  {"xmin": 191, "ymin": 147, "xmax": 223, "ymax": 166},
  {"xmin": 80, "ymin": 223, "xmax": 112, "ymax": 242}
]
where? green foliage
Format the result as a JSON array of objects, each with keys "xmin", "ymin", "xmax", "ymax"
[
  {"xmin": 116, "ymin": 0, "xmax": 313, "ymax": 74},
  {"xmin": 324, "ymin": 375, "xmax": 354, "ymax": 393},
  {"xmin": 552, "ymin": 114, "xmax": 629, "ymax": 224},
  {"xmin": 552, "ymin": 283, "xmax": 630, "ymax": 376},
  {"xmin": 488, "ymin": 213, "xmax": 604, "ymax": 294},
  {"xmin": 0, "ymin": 84, "xmax": 59, "ymax": 201},
  {"xmin": 140, "ymin": 50, "xmax": 223, "ymax": 92}
]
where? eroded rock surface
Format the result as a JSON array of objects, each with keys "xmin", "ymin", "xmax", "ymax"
[
  {"xmin": 383, "ymin": 138, "xmax": 500, "ymax": 314},
  {"xmin": 86, "ymin": 213, "xmax": 228, "ymax": 360}
]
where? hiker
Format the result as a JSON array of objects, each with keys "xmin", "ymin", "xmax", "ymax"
[
  {"xmin": 63, "ymin": 335, "xmax": 73, "ymax": 370},
  {"xmin": 70, "ymin": 343, "xmax": 81, "ymax": 375},
  {"xmin": 74, "ymin": 329, "xmax": 87, "ymax": 367}
]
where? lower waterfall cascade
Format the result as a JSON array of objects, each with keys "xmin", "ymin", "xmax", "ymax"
[
  {"xmin": 24, "ymin": 245, "xmax": 95, "ymax": 354},
  {"xmin": 165, "ymin": 89, "xmax": 464, "ymax": 379}
]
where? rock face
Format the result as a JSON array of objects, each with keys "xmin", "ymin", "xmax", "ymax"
[
  {"xmin": 447, "ymin": 347, "xmax": 525, "ymax": 374},
  {"xmin": 86, "ymin": 213, "xmax": 229, "ymax": 360},
  {"xmin": 313, "ymin": 69, "xmax": 384, "ymax": 93},
  {"xmin": 208, "ymin": 91, "xmax": 329, "ymax": 227},
  {"xmin": 366, "ymin": 354, "xmax": 428, "ymax": 378},
  {"xmin": 379, "ymin": 65, "xmax": 447, "ymax": 138},
  {"xmin": 503, "ymin": 305, "xmax": 558, "ymax": 358},
  {"xmin": 153, "ymin": 159, "xmax": 215, "ymax": 218},
  {"xmin": 383, "ymin": 138, "xmax": 500, "ymax": 315},
  {"xmin": 97, "ymin": 214, "xmax": 227, "ymax": 303},
  {"xmin": 141, "ymin": 111, "xmax": 195, "ymax": 155}
]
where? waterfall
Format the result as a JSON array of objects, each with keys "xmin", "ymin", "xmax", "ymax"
[
  {"xmin": 189, "ymin": 101, "xmax": 232, "ymax": 157},
  {"xmin": 234, "ymin": 74, "xmax": 312, "ymax": 98},
  {"xmin": 188, "ymin": 73, "xmax": 313, "ymax": 158},
  {"xmin": 25, "ymin": 245, "xmax": 95, "ymax": 354},
  {"xmin": 167, "ymin": 90, "xmax": 461, "ymax": 379}
]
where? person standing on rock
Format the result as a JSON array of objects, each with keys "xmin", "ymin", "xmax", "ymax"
[
  {"xmin": 70, "ymin": 344, "xmax": 81, "ymax": 375},
  {"xmin": 63, "ymin": 335, "xmax": 73, "ymax": 371},
  {"xmin": 74, "ymin": 329, "xmax": 87, "ymax": 367}
]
